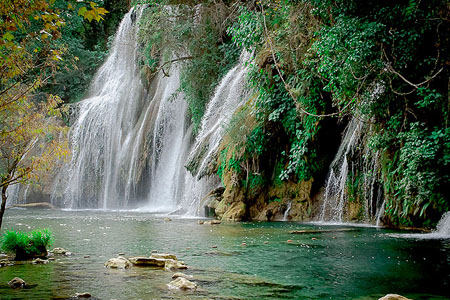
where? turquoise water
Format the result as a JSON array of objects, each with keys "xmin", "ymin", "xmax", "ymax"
[{"xmin": 0, "ymin": 209, "xmax": 449, "ymax": 300}]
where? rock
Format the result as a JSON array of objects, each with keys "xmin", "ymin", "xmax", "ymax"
[
  {"xmin": 150, "ymin": 253, "xmax": 177, "ymax": 260},
  {"xmin": 287, "ymin": 240, "xmax": 293, "ymax": 243},
  {"xmin": 379, "ymin": 294, "xmax": 413, "ymax": 300},
  {"xmin": 168, "ymin": 277, "xmax": 197, "ymax": 290},
  {"xmin": 197, "ymin": 220, "xmax": 204, "ymax": 225},
  {"xmin": 0, "ymin": 253, "xmax": 7, "ymax": 259},
  {"xmin": 241, "ymin": 243, "xmax": 247, "ymax": 246},
  {"xmin": 104, "ymin": 256, "xmax": 132, "ymax": 269},
  {"xmin": 8, "ymin": 277, "xmax": 26, "ymax": 289},
  {"xmin": 263, "ymin": 241, "xmax": 269, "ymax": 244},
  {"xmin": 118, "ymin": 253, "xmax": 125, "ymax": 256},
  {"xmin": 164, "ymin": 259, "xmax": 188, "ymax": 271},
  {"xmin": 204, "ymin": 220, "xmax": 221, "ymax": 225},
  {"xmin": 221, "ymin": 201, "xmax": 245, "ymax": 221},
  {"xmin": 151, "ymin": 250, "xmax": 158, "ymax": 253},
  {"xmin": 8, "ymin": 202, "xmax": 56, "ymax": 210},
  {"xmin": 0, "ymin": 258, "xmax": 12, "ymax": 267},
  {"xmin": 65, "ymin": 251, "xmax": 72, "ymax": 256},
  {"xmin": 84, "ymin": 255, "xmax": 90, "ymax": 258},
  {"xmin": 172, "ymin": 272, "xmax": 193, "ymax": 280},
  {"xmin": 32, "ymin": 258, "xmax": 49, "ymax": 264},
  {"xmin": 211, "ymin": 245, "xmax": 217, "ymax": 248},
  {"xmin": 52, "ymin": 247, "xmax": 69, "ymax": 255},
  {"xmin": 75, "ymin": 292, "xmax": 92, "ymax": 298},
  {"xmin": 164, "ymin": 217, "xmax": 172, "ymax": 222},
  {"xmin": 48, "ymin": 257, "xmax": 55, "ymax": 261},
  {"xmin": 128, "ymin": 257, "xmax": 165, "ymax": 267}
]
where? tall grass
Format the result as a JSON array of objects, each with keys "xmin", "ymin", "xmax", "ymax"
[{"xmin": 1, "ymin": 229, "xmax": 53, "ymax": 259}]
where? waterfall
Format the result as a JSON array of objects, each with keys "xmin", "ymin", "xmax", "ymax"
[
  {"xmin": 319, "ymin": 117, "xmax": 363, "ymax": 222},
  {"xmin": 435, "ymin": 212, "xmax": 450, "ymax": 236},
  {"xmin": 319, "ymin": 116, "xmax": 384, "ymax": 224},
  {"xmin": 178, "ymin": 51, "xmax": 252, "ymax": 216},
  {"xmin": 52, "ymin": 7, "xmax": 190, "ymax": 210},
  {"xmin": 283, "ymin": 201, "xmax": 292, "ymax": 221}
]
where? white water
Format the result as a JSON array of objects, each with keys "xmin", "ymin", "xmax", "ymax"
[
  {"xmin": 283, "ymin": 201, "xmax": 293, "ymax": 221},
  {"xmin": 52, "ymin": 7, "xmax": 190, "ymax": 211},
  {"xmin": 387, "ymin": 212, "xmax": 450, "ymax": 239},
  {"xmin": 319, "ymin": 117, "xmax": 363, "ymax": 222},
  {"xmin": 178, "ymin": 51, "xmax": 252, "ymax": 215}
]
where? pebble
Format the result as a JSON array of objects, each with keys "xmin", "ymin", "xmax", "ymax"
[
  {"xmin": 263, "ymin": 241, "xmax": 269, "ymax": 244},
  {"xmin": 118, "ymin": 253, "xmax": 125, "ymax": 256},
  {"xmin": 75, "ymin": 292, "xmax": 92, "ymax": 298},
  {"xmin": 287, "ymin": 240, "xmax": 293, "ymax": 243},
  {"xmin": 151, "ymin": 250, "xmax": 158, "ymax": 253},
  {"xmin": 84, "ymin": 255, "xmax": 91, "ymax": 258},
  {"xmin": 241, "ymin": 243, "xmax": 247, "ymax": 246},
  {"xmin": 311, "ymin": 237, "xmax": 317, "ymax": 240},
  {"xmin": 212, "ymin": 245, "xmax": 217, "ymax": 248}
]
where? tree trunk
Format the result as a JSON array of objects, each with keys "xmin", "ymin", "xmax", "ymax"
[{"xmin": 0, "ymin": 184, "xmax": 8, "ymax": 230}]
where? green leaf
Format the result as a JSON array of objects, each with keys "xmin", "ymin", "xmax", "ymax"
[
  {"xmin": 78, "ymin": 7, "xmax": 87, "ymax": 17},
  {"xmin": 3, "ymin": 32, "xmax": 14, "ymax": 41}
]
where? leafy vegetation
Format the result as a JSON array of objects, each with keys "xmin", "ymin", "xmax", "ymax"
[
  {"xmin": 216, "ymin": 0, "xmax": 450, "ymax": 227},
  {"xmin": 0, "ymin": 0, "xmax": 110, "ymax": 229},
  {"xmin": 1, "ymin": 229, "xmax": 53, "ymax": 260}
]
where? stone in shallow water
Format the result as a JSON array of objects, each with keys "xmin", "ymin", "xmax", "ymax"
[
  {"xmin": 8, "ymin": 277, "xmax": 26, "ymax": 289},
  {"xmin": 168, "ymin": 277, "xmax": 197, "ymax": 290},
  {"xmin": 128, "ymin": 257, "xmax": 165, "ymax": 267},
  {"xmin": 52, "ymin": 247, "xmax": 70, "ymax": 255},
  {"xmin": 379, "ymin": 294, "xmax": 413, "ymax": 300},
  {"xmin": 75, "ymin": 292, "xmax": 92, "ymax": 298},
  {"xmin": 150, "ymin": 253, "xmax": 177, "ymax": 260},
  {"xmin": 164, "ymin": 259, "xmax": 188, "ymax": 271},
  {"xmin": 32, "ymin": 258, "xmax": 49, "ymax": 264},
  {"xmin": 104, "ymin": 256, "xmax": 132, "ymax": 269},
  {"xmin": 172, "ymin": 272, "xmax": 193, "ymax": 280}
]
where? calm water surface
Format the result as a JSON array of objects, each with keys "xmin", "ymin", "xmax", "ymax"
[{"xmin": 0, "ymin": 209, "xmax": 449, "ymax": 300}]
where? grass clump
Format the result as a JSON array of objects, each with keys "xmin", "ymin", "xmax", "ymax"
[{"xmin": 1, "ymin": 229, "xmax": 53, "ymax": 260}]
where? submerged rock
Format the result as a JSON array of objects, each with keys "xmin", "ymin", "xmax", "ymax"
[
  {"xmin": 379, "ymin": 294, "xmax": 413, "ymax": 300},
  {"xmin": 0, "ymin": 258, "xmax": 13, "ymax": 267},
  {"xmin": 172, "ymin": 272, "xmax": 193, "ymax": 280},
  {"xmin": 150, "ymin": 253, "xmax": 177, "ymax": 260},
  {"xmin": 8, "ymin": 277, "xmax": 26, "ymax": 289},
  {"xmin": 32, "ymin": 258, "xmax": 49, "ymax": 264},
  {"xmin": 164, "ymin": 259, "xmax": 188, "ymax": 271},
  {"xmin": 104, "ymin": 256, "xmax": 132, "ymax": 269},
  {"xmin": 128, "ymin": 257, "xmax": 165, "ymax": 267},
  {"xmin": 204, "ymin": 220, "xmax": 221, "ymax": 225},
  {"xmin": 168, "ymin": 277, "xmax": 197, "ymax": 290},
  {"xmin": 51, "ymin": 247, "xmax": 70, "ymax": 255},
  {"xmin": 75, "ymin": 292, "xmax": 92, "ymax": 298}
]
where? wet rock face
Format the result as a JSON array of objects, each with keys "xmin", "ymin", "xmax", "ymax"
[{"xmin": 8, "ymin": 277, "xmax": 26, "ymax": 289}]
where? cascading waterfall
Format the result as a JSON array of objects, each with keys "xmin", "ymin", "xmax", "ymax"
[
  {"xmin": 319, "ymin": 117, "xmax": 363, "ymax": 222},
  {"xmin": 52, "ymin": 7, "xmax": 190, "ymax": 210},
  {"xmin": 51, "ymin": 7, "xmax": 250, "ymax": 214},
  {"xmin": 319, "ymin": 116, "xmax": 384, "ymax": 224},
  {"xmin": 178, "ymin": 51, "xmax": 252, "ymax": 215}
]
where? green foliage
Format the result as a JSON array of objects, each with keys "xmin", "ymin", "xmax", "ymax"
[
  {"xmin": 1, "ymin": 229, "xmax": 53, "ymax": 258},
  {"xmin": 137, "ymin": 2, "xmax": 240, "ymax": 133}
]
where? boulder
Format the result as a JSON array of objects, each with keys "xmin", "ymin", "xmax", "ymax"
[
  {"xmin": 8, "ymin": 277, "xmax": 26, "ymax": 289},
  {"xmin": 171, "ymin": 272, "xmax": 193, "ymax": 280},
  {"xmin": 379, "ymin": 294, "xmax": 413, "ymax": 300},
  {"xmin": 150, "ymin": 253, "xmax": 177, "ymax": 260},
  {"xmin": 0, "ymin": 258, "xmax": 12, "ymax": 267},
  {"xmin": 168, "ymin": 277, "xmax": 197, "ymax": 290},
  {"xmin": 32, "ymin": 258, "xmax": 49, "ymax": 264},
  {"xmin": 51, "ymin": 247, "xmax": 69, "ymax": 255},
  {"xmin": 164, "ymin": 259, "xmax": 188, "ymax": 271},
  {"xmin": 128, "ymin": 257, "xmax": 165, "ymax": 267},
  {"xmin": 104, "ymin": 256, "xmax": 132, "ymax": 269}
]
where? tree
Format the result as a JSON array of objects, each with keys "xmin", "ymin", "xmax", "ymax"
[{"xmin": 0, "ymin": 0, "xmax": 108, "ymax": 229}]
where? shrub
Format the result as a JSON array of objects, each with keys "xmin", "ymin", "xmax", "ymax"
[{"xmin": 1, "ymin": 229, "xmax": 53, "ymax": 260}]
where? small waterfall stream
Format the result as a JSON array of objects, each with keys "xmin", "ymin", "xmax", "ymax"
[{"xmin": 179, "ymin": 51, "xmax": 251, "ymax": 215}]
